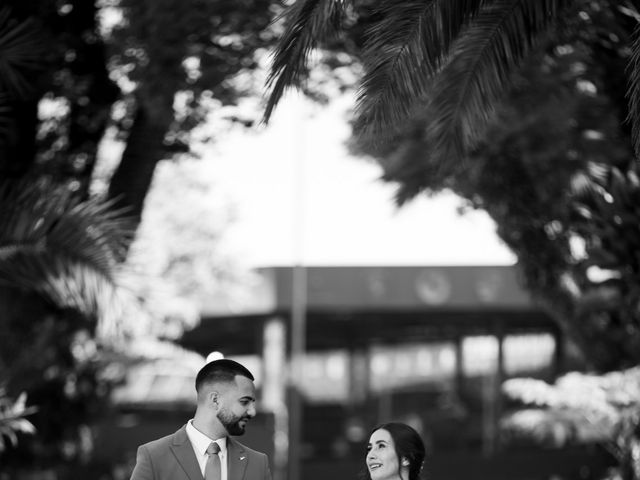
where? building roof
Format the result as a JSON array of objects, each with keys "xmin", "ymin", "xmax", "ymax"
[
  {"xmin": 182, "ymin": 265, "xmax": 550, "ymax": 356},
  {"xmin": 200, "ymin": 265, "xmax": 535, "ymax": 317}
]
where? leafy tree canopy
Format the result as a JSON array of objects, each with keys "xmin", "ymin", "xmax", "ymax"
[
  {"xmin": 0, "ymin": 0, "xmax": 280, "ymax": 473},
  {"xmin": 265, "ymin": 0, "xmax": 640, "ymax": 371}
]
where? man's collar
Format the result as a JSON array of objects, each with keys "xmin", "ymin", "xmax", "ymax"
[{"xmin": 186, "ymin": 420, "xmax": 228, "ymax": 456}]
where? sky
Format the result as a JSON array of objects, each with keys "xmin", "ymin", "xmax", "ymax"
[{"xmin": 196, "ymin": 90, "xmax": 517, "ymax": 268}]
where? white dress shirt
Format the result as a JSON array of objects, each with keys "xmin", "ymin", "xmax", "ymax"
[{"xmin": 186, "ymin": 419, "xmax": 228, "ymax": 480}]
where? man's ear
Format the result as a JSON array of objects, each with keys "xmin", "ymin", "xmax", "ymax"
[{"xmin": 209, "ymin": 391, "xmax": 219, "ymax": 408}]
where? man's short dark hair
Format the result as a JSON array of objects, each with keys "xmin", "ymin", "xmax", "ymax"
[{"xmin": 195, "ymin": 358, "xmax": 255, "ymax": 392}]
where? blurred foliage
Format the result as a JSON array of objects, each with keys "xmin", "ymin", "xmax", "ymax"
[
  {"xmin": 263, "ymin": 0, "xmax": 640, "ymax": 369},
  {"xmin": 0, "ymin": 179, "xmax": 132, "ymax": 474},
  {"xmin": 440, "ymin": 5, "xmax": 640, "ymax": 474},
  {"xmin": 0, "ymin": 0, "xmax": 286, "ymax": 474},
  {"xmin": 369, "ymin": 1, "xmax": 640, "ymax": 372},
  {"xmin": 0, "ymin": 391, "xmax": 36, "ymax": 453},
  {"xmin": 5, "ymin": 0, "xmax": 640, "ymax": 477},
  {"xmin": 261, "ymin": 0, "xmax": 640, "ymax": 369},
  {"xmin": 102, "ymin": 0, "xmax": 279, "ymax": 225},
  {"xmin": 264, "ymin": 0, "xmax": 640, "ymax": 164},
  {"xmin": 0, "ymin": 179, "xmax": 132, "ymax": 317},
  {"xmin": 495, "ymin": 161, "xmax": 640, "ymax": 479},
  {"xmin": 503, "ymin": 368, "xmax": 640, "ymax": 480},
  {"xmin": 1, "ymin": 0, "xmax": 279, "ymax": 226},
  {"xmin": 119, "ymin": 154, "xmax": 265, "ymax": 339},
  {"xmin": 265, "ymin": 3, "xmax": 640, "ymax": 477},
  {"xmin": 0, "ymin": 0, "xmax": 282, "ymax": 474}
]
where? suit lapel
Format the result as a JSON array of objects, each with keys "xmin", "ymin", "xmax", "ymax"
[
  {"xmin": 227, "ymin": 438, "xmax": 248, "ymax": 480},
  {"xmin": 170, "ymin": 425, "xmax": 204, "ymax": 480}
]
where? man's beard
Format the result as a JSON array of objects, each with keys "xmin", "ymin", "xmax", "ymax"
[{"xmin": 217, "ymin": 409, "xmax": 248, "ymax": 436}]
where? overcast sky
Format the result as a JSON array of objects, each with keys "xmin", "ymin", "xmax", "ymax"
[{"xmin": 198, "ymin": 90, "xmax": 516, "ymax": 268}]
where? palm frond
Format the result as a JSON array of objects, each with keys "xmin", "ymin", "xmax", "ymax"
[
  {"xmin": 0, "ymin": 390, "xmax": 36, "ymax": 452},
  {"xmin": 626, "ymin": 22, "xmax": 640, "ymax": 157},
  {"xmin": 377, "ymin": 129, "xmax": 453, "ymax": 204},
  {"xmin": 263, "ymin": 0, "xmax": 350, "ymax": 123},
  {"xmin": 422, "ymin": 0, "xmax": 570, "ymax": 165},
  {"xmin": 0, "ymin": 182, "xmax": 132, "ymax": 277},
  {"xmin": 354, "ymin": 0, "xmax": 487, "ymax": 139},
  {"xmin": 0, "ymin": 6, "xmax": 47, "ymax": 100},
  {"xmin": 0, "ymin": 180, "xmax": 134, "ymax": 325},
  {"xmin": 0, "ymin": 253, "xmax": 112, "ymax": 316}
]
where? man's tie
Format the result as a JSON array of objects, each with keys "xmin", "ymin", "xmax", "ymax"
[{"xmin": 205, "ymin": 442, "xmax": 221, "ymax": 480}]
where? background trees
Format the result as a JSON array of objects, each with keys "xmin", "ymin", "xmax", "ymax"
[
  {"xmin": 1, "ymin": 0, "xmax": 276, "ymax": 230},
  {"xmin": 265, "ymin": 0, "xmax": 640, "ymax": 371},
  {"xmin": 0, "ymin": 179, "xmax": 132, "ymax": 474},
  {"xmin": 265, "ymin": 2, "xmax": 640, "ymax": 477},
  {"xmin": 502, "ymin": 368, "xmax": 640, "ymax": 480},
  {"xmin": 0, "ymin": 0, "xmax": 278, "ymax": 475},
  {"xmin": 4, "ymin": 0, "xmax": 640, "ymax": 475}
]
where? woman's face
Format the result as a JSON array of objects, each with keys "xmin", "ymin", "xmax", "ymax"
[{"xmin": 366, "ymin": 429, "xmax": 403, "ymax": 480}]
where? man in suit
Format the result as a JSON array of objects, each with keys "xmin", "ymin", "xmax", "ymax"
[{"xmin": 130, "ymin": 358, "xmax": 272, "ymax": 480}]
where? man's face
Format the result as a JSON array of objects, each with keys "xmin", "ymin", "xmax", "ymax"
[{"xmin": 216, "ymin": 375, "xmax": 257, "ymax": 436}]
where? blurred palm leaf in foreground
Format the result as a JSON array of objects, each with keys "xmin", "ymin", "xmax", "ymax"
[
  {"xmin": 0, "ymin": 390, "xmax": 35, "ymax": 453},
  {"xmin": 0, "ymin": 179, "xmax": 133, "ymax": 469},
  {"xmin": 0, "ymin": 179, "xmax": 133, "ymax": 330}
]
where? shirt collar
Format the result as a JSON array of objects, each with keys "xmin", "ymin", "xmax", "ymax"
[{"xmin": 186, "ymin": 419, "xmax": 227, "ymax": 456}]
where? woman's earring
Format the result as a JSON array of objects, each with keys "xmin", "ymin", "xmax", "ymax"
[{"xmin": 402, "ymin": 460, "xmax": 410, "ymax": 467}]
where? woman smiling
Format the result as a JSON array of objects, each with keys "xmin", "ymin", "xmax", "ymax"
[{"xmin": 364, "ymin": 423, "xmax": 426, "ymax": 480}]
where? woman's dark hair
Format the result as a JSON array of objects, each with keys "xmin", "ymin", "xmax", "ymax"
[{"xmin": 360, "ymin": 422, "xmax": 426, "ymax": 480}]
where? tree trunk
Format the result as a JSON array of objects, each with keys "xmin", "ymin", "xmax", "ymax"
[{"xmin": 107, "ymin": 102, "xmax": 172, "ymax": 246}]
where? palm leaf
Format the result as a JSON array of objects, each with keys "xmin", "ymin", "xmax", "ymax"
[
  {"xmin": 354, "ymin": 0, "xmax": 487, "ymax": 139},
  {"xmin": 627, "ymin": 22, "xmax": 640, "ymax": 157},
  {"xmin": 263, "ymin": 0, "xmax": 350, "ymax": 123},
  {"xmin": 422, "ymin": 0, "xmax": 571, "ymax": 165},
  {"xmin": 428, "ymin": 0, "xmax": 568, "ymax": 159},
  {"xmin": 0, "ymin": 253, "xmax": 115, "ymax": 317},
  {"xmin": 0, "ymin": 6, "xmax": 47, "ymax": 100},
  {"xmin": 0, "ymin": 390, "xmax": 37, "ymax": 453},
  {"xmin": 0, "ymin": 180, "xmax": 134, "ymax": 328},
  {"xmin": 0, "ymin": 182, "xmax": 131, "ymax": 275}
]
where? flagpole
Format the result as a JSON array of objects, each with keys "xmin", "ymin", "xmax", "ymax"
[{"xmin": 288, "ymin": 93, "xmax": 307, "ymax": 480}]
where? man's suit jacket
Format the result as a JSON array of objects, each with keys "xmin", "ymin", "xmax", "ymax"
[{"xmin": 130, "ymin": 425, "xmax": 272, "ymax": 480}]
